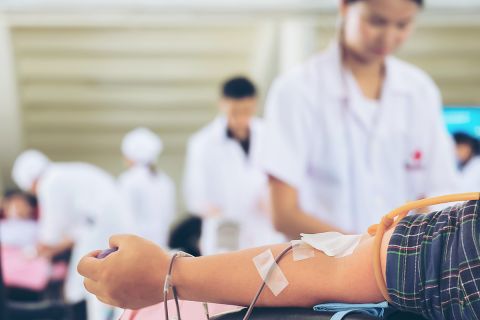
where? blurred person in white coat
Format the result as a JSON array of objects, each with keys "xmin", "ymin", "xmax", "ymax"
[
  {"xmin": 184, "ymin": 76, "xmax": 284, "ymax": 255},
  {"xmin": 118, "ymin": 127, "xmax": 176, "ymax": 248},
  {"xmin": 12, "ymin": 150, "xmax": 132, "ymax": 320},
  {"xmin": 261, "ymin": 0, "xmax": 459, "ymax": 238},
  {"xmin": 454, "ymin": 132, "xmax": 480, "ymax": 192}
]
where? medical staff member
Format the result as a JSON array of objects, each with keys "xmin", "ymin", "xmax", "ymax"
[
  {"xmin": 12, "ymin": 150, "xmax": 132, "ymax": 320},
  {"xmin": 118, "ymin": 127, "xmax": 176, "ymax": 247},
  {"xmin": 454, "ymin": 132, "xmax": 480, "ymax": 191},
  {"xmin": 262, "ymin": 0, "xmax": 459, "ymax": 237},
  {"xmin": 184, "ymin": 76, "xmax": 284, "ymax": 255}
]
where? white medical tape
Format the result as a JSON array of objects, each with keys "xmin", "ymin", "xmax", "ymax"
[
  {"xmin": 290, "ymin": 240, "xmax": 315, "ymax": 261},
  {"xmin": 163, "ymin": 274, "xmax": 172, "ymax": 293},
  {"xmin": 301, "ymin": 232, "xmax": 363, "ymax": 258},
  {"xmin": 253, "ymin": 249, "xmax": 289, "ymax": 296}
]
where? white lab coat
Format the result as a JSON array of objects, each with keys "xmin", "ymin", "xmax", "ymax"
[
  {"xmin": 118, "ymin": 165, "xmax": 175, "ymax": 247},
  {"xmin": 459, "ymin": 157, "xmax": 480, "ymax": 192},
  {"xmin": 184, "ymin": 117, "xmax": 284, "ymax": 254},
  {"xmin": 37, "ymin": 163, "xmax": 133, "ymax": 318},
  {"xmin": 261, "ymin": 43, "xmax": 460, "ymax": 234}
]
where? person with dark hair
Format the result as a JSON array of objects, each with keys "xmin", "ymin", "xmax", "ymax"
[
  {"xmin": 453, "ymin": 132, "xmax": 480, "ymax": 191},
  {"xmin": 222, "ymin": 76, "xmax": 257, "ymax": 99},
  {"xmin": 167, "ymin": 215, "xmax": 202, "ymax": 257},
  {"xmin": 261, "ymin": 0, "xmax": 459, "ymax": 238},
  {"xmin": 184, "ymin": 76, "xmax": 284, "ymax": 255}
]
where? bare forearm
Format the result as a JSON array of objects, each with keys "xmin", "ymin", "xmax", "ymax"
[
  {"xmin": 38, "ymin": 238, "xmax": 74, "ymax": 259},
  {"xmin": 269, "ymin": 176, "xmax": 344, "ymax": 239},
  {"xmin": 173, "ymin": 244, "xmax": 333, "ymax": 307},
  {"xmin": 173, "ymin": 235, "xmax": 387, "ymax": 307},
  {"xmin": 77, "ymin": 231, "xmax": 392, "ymax": 310}
]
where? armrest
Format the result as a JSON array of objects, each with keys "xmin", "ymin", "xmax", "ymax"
[
  {"xmin": 212, "ymin": 307, "xmax": 374, "ymax": 320},
  {"xmin": 211, "ymin": 307, "xmax": 427, "ymax": 320},
  {"xmin": 6, "ymin": 300, "xmax": 68, "ymax": 320}
]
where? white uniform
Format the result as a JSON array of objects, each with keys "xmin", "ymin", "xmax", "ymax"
[
  {"xmin": 459, "ymin": 157, "xmax": 480, "ymax": 192},
  {"xmin": 184, "ymin": 116, "xmax": 284, "ymax": 254},
  {"xmin": 37, "ymin": 163, "xmax": 132, "ymax": 318},
  {"xmin": 0, "ymin": 219, "xmax": 37, "ymax": 248},
  {"xmin": 118, "ymin": 166, "xmax": 175, "ymax": 247},
  {"xmin": 261, "ymin": 43, "xmax": 459, "ymax": 234}
]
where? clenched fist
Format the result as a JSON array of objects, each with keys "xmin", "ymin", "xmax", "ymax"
[{"xmin": 77, "ymin": 234, "xmax": 171, "ymax": 309}]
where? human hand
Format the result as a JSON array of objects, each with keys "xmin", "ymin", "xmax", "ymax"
[
  {"xmin": 37, "ymin": 243, "xmax": 57, "ymax": 259},
  {"xmin": 37, "ymin": 238, "xmax": 74, "ymax": 259},
  {"xmin": 77, "ymin": 234, "xmax": 170, "ymax": 309}
]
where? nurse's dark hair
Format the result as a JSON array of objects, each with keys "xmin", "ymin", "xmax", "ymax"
[
  {"xmin": 222, "ymin": 76, "xmax": 257, "ymax": 99},
  {"xmin": 3, "ymin": 189, "xmax": 37, "ymax": 209},
  {"xmin": 345, "ymin": 0, "xmax": 423, "ymax": 6},
  {"xmin": 454, "ymin": 132, "xmax": 480, "ymax": 155}
]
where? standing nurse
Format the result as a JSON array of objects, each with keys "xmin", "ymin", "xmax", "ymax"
[
  {"xmin": 118, "ymin": 127, "xmax": 176, "ymax": 248},
  {"xmin": 262, "ymin": 0, "xmax": 459, "ymax": 237}
]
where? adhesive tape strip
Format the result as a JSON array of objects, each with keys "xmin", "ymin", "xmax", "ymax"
[
  {"xmin": 253, "ymin": 249, "xmax": 289, "ymax": 296},
  {"xmin": 301, "ymin": 232, "xmax": 363, "ymax": 258},
  {"xmin": 291, "ymin": 240, "xmax": 315, "ymax": 261}
]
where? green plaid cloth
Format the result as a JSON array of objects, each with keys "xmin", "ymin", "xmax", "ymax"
[{"xmin": 386, "ymin": 200, "xmax": 480, "ymax": 319}]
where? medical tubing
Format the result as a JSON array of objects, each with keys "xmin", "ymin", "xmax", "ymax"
[
  {"xmin": 369, "ymin": 192, "xmax": 480, "ymax": 303},
  {"xmin": 173, "ymin": 287, "xmax": 181, "ymax": 317},
  {"xmin": 203, "ymin": 302, "xmax": 210, "ymax": 318},
  {"xmin": 163, "ymin": 251, "xmax": 198, "ymax": 320},
  {"xmin": 242, "ymin": 245, "xmax": 293, "ymax": 320}
]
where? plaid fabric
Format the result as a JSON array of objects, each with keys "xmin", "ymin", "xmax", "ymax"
[{"xmin": 386, "ymin": 200, "xmax": 480, "ymax": 320}]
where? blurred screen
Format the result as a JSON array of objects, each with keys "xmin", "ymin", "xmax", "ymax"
[{"xmin": 443, "ymin": 106, "xmax": 480, "ymax": 139}]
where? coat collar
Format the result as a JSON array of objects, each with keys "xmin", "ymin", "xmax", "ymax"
[{"xmin": 321, "ymin": 41, "xmax": 413, "ymax": 99}]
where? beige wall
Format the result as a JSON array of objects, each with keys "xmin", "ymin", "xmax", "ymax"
[
  {"xmin": 0, "ymin": 13, "xmax": 23, "ymax": 193},
  {"xmin": 398, "ymin": 16, "xmax": 480, "ymax": 105}
]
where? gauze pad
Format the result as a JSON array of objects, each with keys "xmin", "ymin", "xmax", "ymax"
[
  {"xmin": 253, "ymin": 249, "xmax": 289, "ymax": 296},
  {"xmin": 301, "ymin": 232, "xmax": 363, "ymax": 258}
]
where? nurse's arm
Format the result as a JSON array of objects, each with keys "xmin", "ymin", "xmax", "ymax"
[
  {"xmin": 78, "ymin": 232, "xmax": 391, "ymax": 310},
  {"xmin": 269, "ymin": 176, "xmax": 344, "ymax": 238},
  {"xmin": 37, "ymin": 237, "xmax": 74, "ymax": 259}
]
